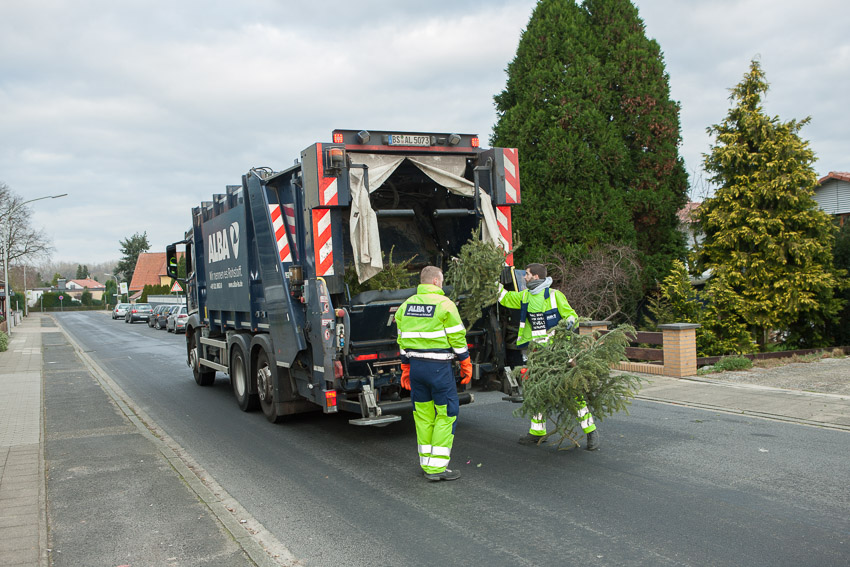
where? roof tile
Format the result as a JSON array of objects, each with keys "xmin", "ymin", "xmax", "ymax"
[
  {"xmin": 818, "ymin": 171, "xmax": 850, "ymax": 184},
  {"xmin": 128, "ymin": 252, "xmax": 182, "ymax": 291}
]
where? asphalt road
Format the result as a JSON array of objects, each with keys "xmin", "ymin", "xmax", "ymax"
[{"xmin": 53, "ymin": 311, "xmax": 850, "ymax": 567}]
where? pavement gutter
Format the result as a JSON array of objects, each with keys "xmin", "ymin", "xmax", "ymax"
[
  {"xmin": 52, "ymin": 316, "xmax": 300, "ymax": 567},
  {"xmin": 39, "ymin": 343, "xmax": 48, "ymax": 567}
]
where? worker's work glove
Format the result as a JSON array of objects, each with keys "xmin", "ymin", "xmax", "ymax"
[
  {"xmin": 459, "ymin": 358, "xmax": 473, "ymax": 385},
  {"xmin": 400, "ymin": 364, "xmax": 410, "ymax": 390}
]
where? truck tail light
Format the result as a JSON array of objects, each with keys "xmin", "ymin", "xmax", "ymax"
[
  {"xmin": 353, "ymin": 354, "xmax": 378, "ymax": 361},
  {"xmin": 333, "ymin": 132, "xmax": 344, "ymax": 143},
  {"xmin": 471, "ymin": 137, "xmax": 480, "ymax": 147},
  {"xmin": 325, "ymin": 390, "xmax": 337, "ymax": 407}
]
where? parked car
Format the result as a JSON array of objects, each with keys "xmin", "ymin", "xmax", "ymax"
[
  {"xmin": 154, "ymin": 305, "xmax": 180, "ymax": 330},
  {"xmin": 124, "ymin": 303, "xmax": 153, "ymax": 323},
  {"xmin": 148, "ymin": 304, "xmax": 170, "ymax": 327},
  {"xmin": 166, "ymin": 305, "xmax": 188, "ymax": 333},
  {"xmin": 112, "ymin": 303, "xmax": 130, "ymax": 319}
]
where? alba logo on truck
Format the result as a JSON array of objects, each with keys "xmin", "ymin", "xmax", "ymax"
[{"xmin": 209, "ymin": 222, "xmax": 240, "ymax": 263}]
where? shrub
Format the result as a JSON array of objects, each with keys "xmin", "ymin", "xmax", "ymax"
[
  {"xmin": 0, "ymin": 331, "xmax": 7, "ymax": 352},
  {"xmin": 712, "ymin": 356, "xmax": 753, "ymax": 372}
]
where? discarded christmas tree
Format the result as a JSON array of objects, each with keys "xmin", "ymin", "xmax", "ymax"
[
  {"xmin": 344, "ymin": 246, "xmax": 417, "ymax": 295},
  {"xmin": 516, "ymin": 321, "xmax": 643, "ymax": 449},
  {"xmin": 446, "ymin": 226, "xmax": 515, "ymax": 326}
]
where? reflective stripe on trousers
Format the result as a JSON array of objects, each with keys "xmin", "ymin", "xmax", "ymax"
[
  {"xmin": 528, "ymin": 397, "xmax": 596, "ymax": 435},
  {"xmin": 410, "ymin": 359, "xmax": 459, "ymax": 474}
]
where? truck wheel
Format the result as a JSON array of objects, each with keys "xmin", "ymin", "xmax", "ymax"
[
  {"xmin": 257, "ymin": 349, "xmax": 284, "ymax": 423},
  {"xmin": 230, "ymin": 346, "xmax": 258, "ymax": 412},
  {"xmin": 189, "ymin": 329, "xmax": 216, "ymax": 386}
]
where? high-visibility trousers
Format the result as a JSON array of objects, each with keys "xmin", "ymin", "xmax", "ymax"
[
  {"xmin": 409, "ymin": 358, "xmax": 459, "ymax": 474},
  {"xmin": 529, "ymin": 396, "xmax": 596, "ymax": 437}
]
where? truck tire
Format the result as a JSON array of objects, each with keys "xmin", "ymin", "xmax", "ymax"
[
  {"xmin": 257, "ymin": 349, "xmax": 284, "ymax": 423},
  {"xmin": 189, "ymin": 329, "xmax": 216, "ymax": 386},
  {"xmin": 230, "ymin": 345, "xmax": 259, "ymax": 412}
]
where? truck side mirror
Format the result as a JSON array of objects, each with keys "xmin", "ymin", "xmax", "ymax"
[{"xmin": 166, "ymin": 244, "xmax": 178, "ymax": 279}]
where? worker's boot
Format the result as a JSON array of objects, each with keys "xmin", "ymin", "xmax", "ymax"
[
  {"xmin": 586, "ymin": 430, "xmax": 600, "ymax": 451},
  {"xmin": 424, "ymin": 469, "xmax": 461, "ymax": 482},
  {"xmin": 518, "ymin": 433, "xmax": 546, "ymax": 446}
]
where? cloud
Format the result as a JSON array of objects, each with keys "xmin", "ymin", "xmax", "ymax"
[{"xmin": 3, "ymin": 0, "xmax": 848, "ymax": 262}]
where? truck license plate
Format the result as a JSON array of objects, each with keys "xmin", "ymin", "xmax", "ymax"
[{"xmin": 388, "ymin": 134, "xmax": 431, "ymax": 147}]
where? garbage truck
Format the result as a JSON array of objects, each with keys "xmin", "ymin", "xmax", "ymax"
[{"xmin": 166, "ymin": 128, "xmax": 523, "ymax": 425}]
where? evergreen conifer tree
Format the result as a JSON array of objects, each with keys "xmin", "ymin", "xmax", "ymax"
[
  {"xmin": 825, "ymin": 221, "xmax": 850, "ymax": 346},
  {"xmin": 114, "ymin": 232, "xmax": 150, "ymax": 285},
  {"xmin": 698, "ymin": 59, "xmax": 845, "ymax": 347},
  {"xmin": 491, "ymin": 0, "xmax": 687, "ymax": 291},
  {"xmin": 585, "ymin": 0, "xmax": 689, "ymax": 284}
]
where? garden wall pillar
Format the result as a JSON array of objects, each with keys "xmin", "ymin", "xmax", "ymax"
[
  {"xmin": 578, "ymin": 321, "xmax": 610, "ymax": 336},
  {"xmin": 659, "ymin": 323, "xmax": 701, "ymax": 378}
]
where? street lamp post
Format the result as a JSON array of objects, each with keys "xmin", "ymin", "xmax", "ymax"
[{"xmin": 2, "ymin": 193, "xmax": 68, "ymax": 335}]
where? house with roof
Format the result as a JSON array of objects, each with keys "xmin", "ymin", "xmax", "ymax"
[
  {"xmin": 815, "ymin": 171, "xmax": 850, "ymax": 226},
  {"xmin": 65, "ymin": 278, "xmax": 106, "ymax": 301},
  {"xmin": 128, "ymin": 252, "xmax": 184, "ymax": 297}
]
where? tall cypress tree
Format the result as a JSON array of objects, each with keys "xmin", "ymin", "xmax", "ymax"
[
  {"xmin": 492, "ymin": 0, "xmax": 687, "ymax": 290},
  {"xmin": 492, "ymin": 0, "xmax": 634, "ymax": 265},
  {"xmin": 585, "ymin": 0, "xmax": 688, "ymax": 284},
  {"xmin": 698, "ymin": 59, "xmax": 845, "ymax": 347}
]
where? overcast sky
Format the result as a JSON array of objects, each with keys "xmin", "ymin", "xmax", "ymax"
[{"xmin": 2, "ymin": 0, "xmax": 848, "ymax": 265}]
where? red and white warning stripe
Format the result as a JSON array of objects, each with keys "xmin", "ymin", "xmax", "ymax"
[
  {"xmin": 282, "ymin": 203, "xmax": 297, "ymax": 252},
  {"xmin": 312, "ymin": 209, "xmax": 335, "ymax": 276},
  {"xmin": 269, "ymin": 204, "xmax": 292, "ymax": 263},
  {"xmin": 503, "ymin": 148, "xmax": 520, "ymax": 204},
  {"xmin": 496, "ymin": 205, "xmax": 514, "ymax": 265},
  {"xmin": 317, "ymin": 145, "xmax": 339, "ymax": 207}
]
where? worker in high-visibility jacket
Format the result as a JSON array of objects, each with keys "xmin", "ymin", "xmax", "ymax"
[
  {"xmin": 396, "ymin": 266, "xmax": 472, "ymax": 481},
  {"xmin": 498, "ymin": 263, "xmax": 599, "ymax": 450}
]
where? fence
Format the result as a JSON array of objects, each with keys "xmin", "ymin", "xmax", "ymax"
[
  {"xmin": 578, "ymin": 321, "xmax": 700, "ymax": 378},
  {"xmin": 580, "ymin": 322, "xmax": 849, "ymax": 378},
  {"xmin": 0, "ymin": 310, "xmax": 24, "ymax": 333}
]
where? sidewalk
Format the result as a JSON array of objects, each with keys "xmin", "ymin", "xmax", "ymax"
[
  {"xmin": 0, "ymin": 314, "xmax": 47, "ymax": 566},
  {"xmin": 632, "ymin": 371, "xmax": 850, "ymax": 431},
  {"xmin": 0, "ymin": 313, "xmax": 264, "ymax": 567}
]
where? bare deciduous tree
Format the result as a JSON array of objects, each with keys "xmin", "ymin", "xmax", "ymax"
[
  {"xmin": 0, "ymin": 182, "xmax": 55, "ymax": 287},
  {"xmin": 547, "ymin": 244, "xmax": 642, "ymax": 324}
]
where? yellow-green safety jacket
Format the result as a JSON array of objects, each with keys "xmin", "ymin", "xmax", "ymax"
[
  {"xmin": 498, "ymin": 283, "xmax": 577, "ymax": 346},
  {"xmin": 395, "ymin": 284, "xmax": 469, "ymax": 362}
]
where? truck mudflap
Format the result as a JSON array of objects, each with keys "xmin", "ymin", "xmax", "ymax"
[{"xmin": 346, "ymin": 389, "xmax": 474, "ymax": 427}]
